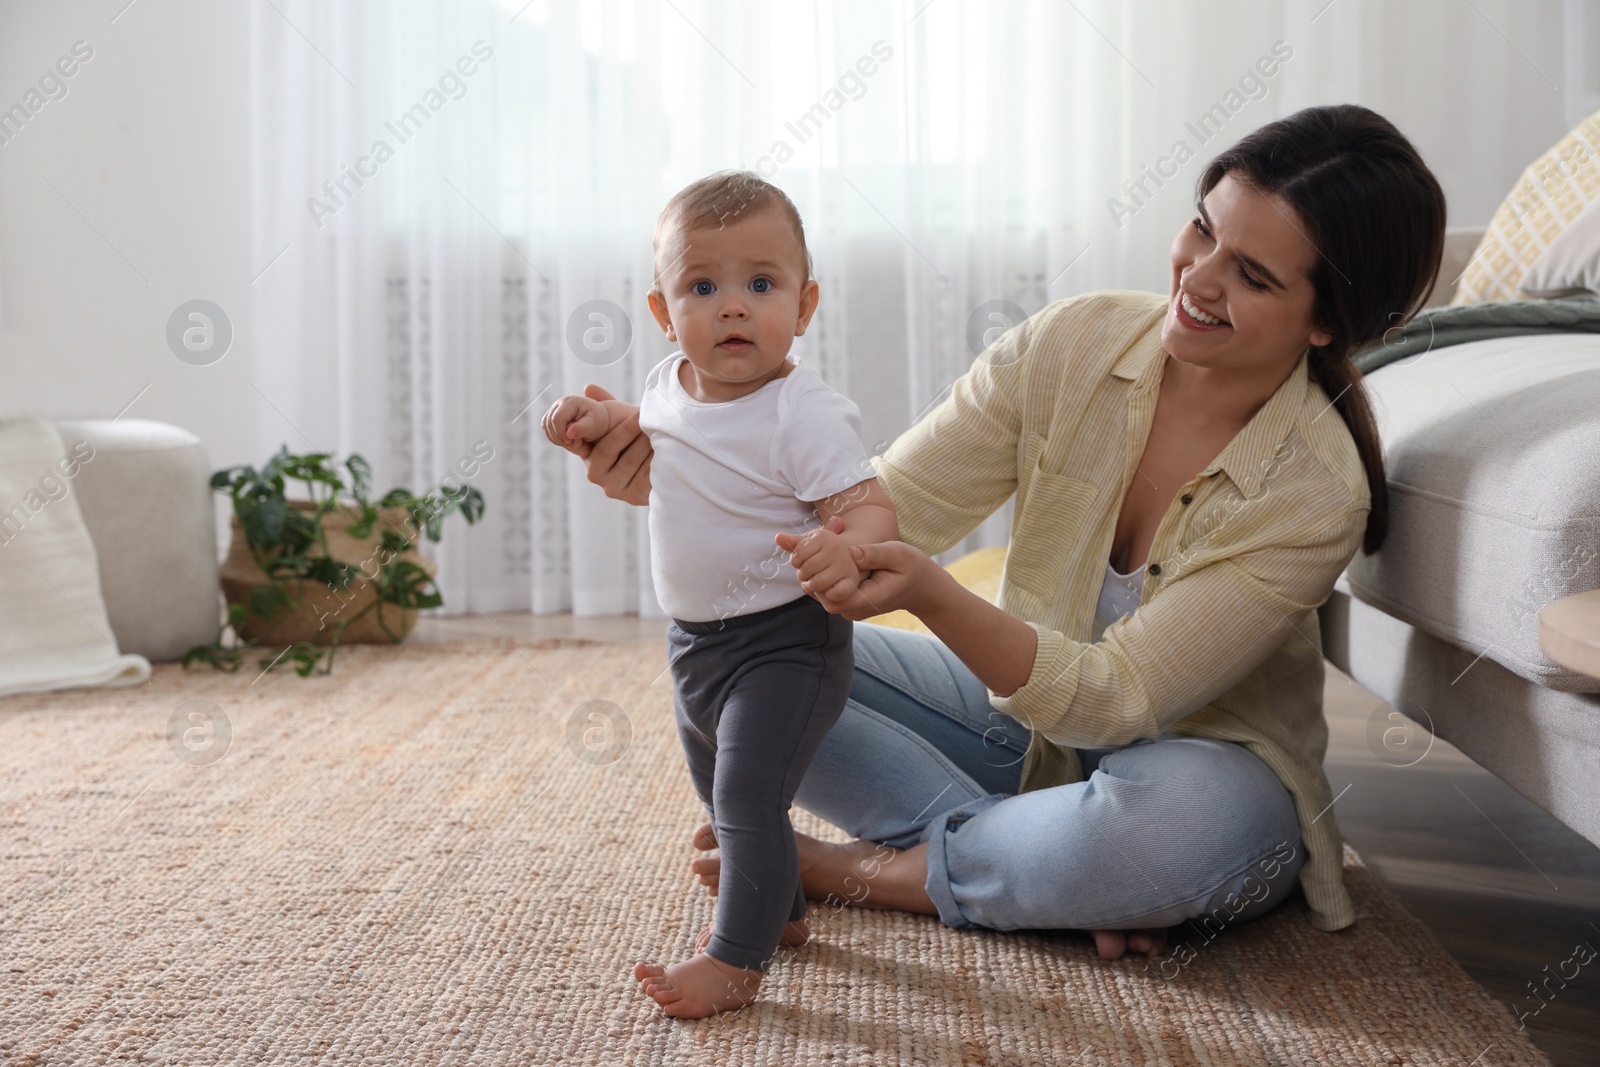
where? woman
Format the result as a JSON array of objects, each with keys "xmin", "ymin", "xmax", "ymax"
[{"xmin": 558, "ymin": 104, "xmax": 1445, "ymax": 962}]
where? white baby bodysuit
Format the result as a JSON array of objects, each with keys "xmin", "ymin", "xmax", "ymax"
[{"xmin": 638, "ymin": 352, "xmax": 875, "ymax": 623}]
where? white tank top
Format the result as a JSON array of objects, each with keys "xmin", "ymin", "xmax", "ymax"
[{"xmin": 1090, "ymin": 558, "xmax": 1146, "ymax": 642}]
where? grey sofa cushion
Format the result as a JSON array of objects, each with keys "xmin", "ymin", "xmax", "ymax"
[
  {"xmin": 1342, "ymin": 334, "xmax": 1600, "ymax": 694},
  {"xmin": 48, "ymin": 419, "xmax": 220, "ymax": 663}
]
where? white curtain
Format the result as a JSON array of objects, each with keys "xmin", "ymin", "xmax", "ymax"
[{"xmin": 249, "ymin": 0, "xmax": 1556, "ymax": 620}]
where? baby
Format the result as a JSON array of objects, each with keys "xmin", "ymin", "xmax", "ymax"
[{"xmin": 542, "ymin": 170, "xmax": 898, "ymax": 1018}]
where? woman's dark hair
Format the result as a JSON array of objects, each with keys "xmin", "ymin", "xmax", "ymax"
[{"xmin": 1197, "ymin": 104, "xmax": 1446, "ymax": 556}]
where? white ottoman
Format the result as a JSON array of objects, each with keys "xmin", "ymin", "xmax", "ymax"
[{"xmin": 48, "ymin": 419, "xmax": 220, "ymax": 663}]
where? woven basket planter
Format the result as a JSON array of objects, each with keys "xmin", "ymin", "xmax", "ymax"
[{"xmin": 219, "ymin": 501, "xmax": 436, "ymax": 647}]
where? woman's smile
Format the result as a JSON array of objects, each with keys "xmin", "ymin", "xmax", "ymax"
[{"xmin": 1176, "ymin": 290, "xmax": 1230, "ymax": 330}]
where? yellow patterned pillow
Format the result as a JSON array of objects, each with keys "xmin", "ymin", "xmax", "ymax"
[
  {"xmin": 863, "ymin": 544, "xmax": 1008, "ymax": 635},
  {"xmin": 1453, "ymin": 107, "xmax": 1600, "ymax": 303}
]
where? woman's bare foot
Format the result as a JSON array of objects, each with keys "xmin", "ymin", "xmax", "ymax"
[
  {"xmin": 633, "ymin": 954, "xmax": 765, "ymax": 1018},
  {"xmin": 691, "ymin": 821, "xmax": 1170, "ymax": 960},
  {"xmin": 691, "ymin": 821, "xmax": 937, "ymax": 915},
  {"xmin": 690, "ymin": 820, "xmax": 920, "ymax": 909},
  {"xmin": 694, "ymin": 918, "xmax": 810, "ymax": 955},
  {"xmin": 691, "ymin": 821, "xmax": 822, "ymax": 900},
  {"xmin": 1087, "ymin": 927, "xmax": 1170, "ymax": 960}
]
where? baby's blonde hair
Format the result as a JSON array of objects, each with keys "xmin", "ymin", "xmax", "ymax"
[{"xmin": 652, "ymin": 170, "xmax": 813, "ymax": 289}]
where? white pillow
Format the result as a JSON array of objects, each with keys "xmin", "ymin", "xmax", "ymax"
[{"xmin": 1519, "ymin": 196, "xmax": 1600, "ymax": 299}]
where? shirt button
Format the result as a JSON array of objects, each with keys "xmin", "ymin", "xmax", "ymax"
[
  {"xmin": 1148, "ymin": 563, "xmax": 1161, "ymax": 576},
  {"xmin": 1180, "ymin": 493, "xmax": 1193, "ymax": 505}
]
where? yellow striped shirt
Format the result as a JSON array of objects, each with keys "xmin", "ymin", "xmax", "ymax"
[{"xmin": 869, "ymin": 289, "xmax": 1371, "ymax": 933}]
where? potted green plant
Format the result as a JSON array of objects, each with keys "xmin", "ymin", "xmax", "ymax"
[{"xmin": 183, "ymin": 446, "xmax": 485, "ymax": 677}]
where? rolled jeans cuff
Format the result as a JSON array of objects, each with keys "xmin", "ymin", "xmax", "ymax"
[{"xmin": 919, "ymin": 794, "xmax": 1007, "ymax": 930}]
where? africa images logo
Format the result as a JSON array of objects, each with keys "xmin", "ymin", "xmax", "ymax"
[
  {"xmin": 1106, "ymin": 40, "xmax": 1293, "ymax": 229},
  {"xmin": 306, "ymin": 41, "xmax": 494, "ymax": 229}
]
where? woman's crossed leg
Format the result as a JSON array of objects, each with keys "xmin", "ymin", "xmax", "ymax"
[{"xmin": 687, "ymin": 621, "xmax": 1306, "ymax": 960}]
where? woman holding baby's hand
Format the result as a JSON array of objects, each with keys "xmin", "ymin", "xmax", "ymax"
[
  {"xmin": 776, "ymin": 516, "xmax": 940, "ymax": 618},
  {"xmin": 543, "ymin": 383, "xmax": 653, "ymax": 505},
  {"xmin": 564, "ymin": 105, "xmax": 1444, "ymax": 963}
]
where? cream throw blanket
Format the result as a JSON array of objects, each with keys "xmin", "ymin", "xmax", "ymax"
[{"xmin": 0, "ymin": 419, "xmax": 150, "ymax": 697}]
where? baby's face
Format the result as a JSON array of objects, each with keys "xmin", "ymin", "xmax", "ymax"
[{"xmin": 647, "ymin": 208, "xmax": 819, "ymax": 396}]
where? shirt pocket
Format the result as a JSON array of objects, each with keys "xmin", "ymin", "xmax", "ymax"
[{"xmin": 1005, "ymin": 445, "xmax": 1100, "ymax": 600}]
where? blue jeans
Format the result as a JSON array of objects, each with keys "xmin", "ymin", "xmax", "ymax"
[{"xmin": 791, "ymin": 621, "xmax": 1308, "ymax": 932}]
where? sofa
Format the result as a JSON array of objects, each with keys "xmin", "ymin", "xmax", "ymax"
[{"xmin": 1317, "ymin": 225, "xmax": 1600, "ymax": 850}]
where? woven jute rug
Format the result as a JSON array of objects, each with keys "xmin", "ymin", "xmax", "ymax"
[{"xmin": 0, "ymin": 639, "xmax": 1553, "ymax": 1066}]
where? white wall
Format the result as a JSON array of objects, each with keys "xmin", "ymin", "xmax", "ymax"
[
  {"xmin": 0, "ymin": 0, "xmax": 256, "ymax": 472},
  {"xmin": 1274, "ymin": 0, "xmax": 1575, "ymax": 238},
  {"xmin": 0, "ymin": 0, "xmax": 1582, "ymax": 512}
]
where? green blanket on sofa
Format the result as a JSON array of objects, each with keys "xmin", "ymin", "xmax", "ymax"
[{"xmin": 1352, "ymin": 298, "xmax": 1600, "ymax": 375}]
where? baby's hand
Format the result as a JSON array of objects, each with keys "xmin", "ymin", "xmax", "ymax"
[
  {"xmin": 542, "ymin": 394, "xmax": 614, "ymax": 449},
  {"xmin": 782, "ymin": 523, "xmax": 862, "ymax": 603}
]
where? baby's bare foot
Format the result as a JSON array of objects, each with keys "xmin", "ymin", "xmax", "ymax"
[
  {"xmin": 633, "ymin": 954, "xmax": 765, "ymax": 1018},
  {"xmin": 694, "ymin": 918, "xmax": 810, "ymax": 955}
]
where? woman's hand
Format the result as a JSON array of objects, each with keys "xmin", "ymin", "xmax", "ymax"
[
  {"xmin": 548, "ymin": 384, "xmax": 652, "ymax": 506},
  {"xmin": 777, "ymin": 515, "xmax": 944, "ymax": 621}
]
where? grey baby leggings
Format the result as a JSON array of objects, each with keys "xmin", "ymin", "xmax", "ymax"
[{"xmin": 666, "ymin": 592, "xmax": 854, "ymax": 972}]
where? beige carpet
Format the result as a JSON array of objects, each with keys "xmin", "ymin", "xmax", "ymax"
[{"xmin": 0, "ymin": 639, "xmax": 1553, "ymax": 1066}]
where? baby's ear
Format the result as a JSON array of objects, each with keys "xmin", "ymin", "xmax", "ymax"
[
  {"xmin": 646, "ymin": 289, "xmax": 676, "ymax": 339},
  {"xmin": 794, "ymin": 279, "xmax": 821, "ymax": 335}
]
